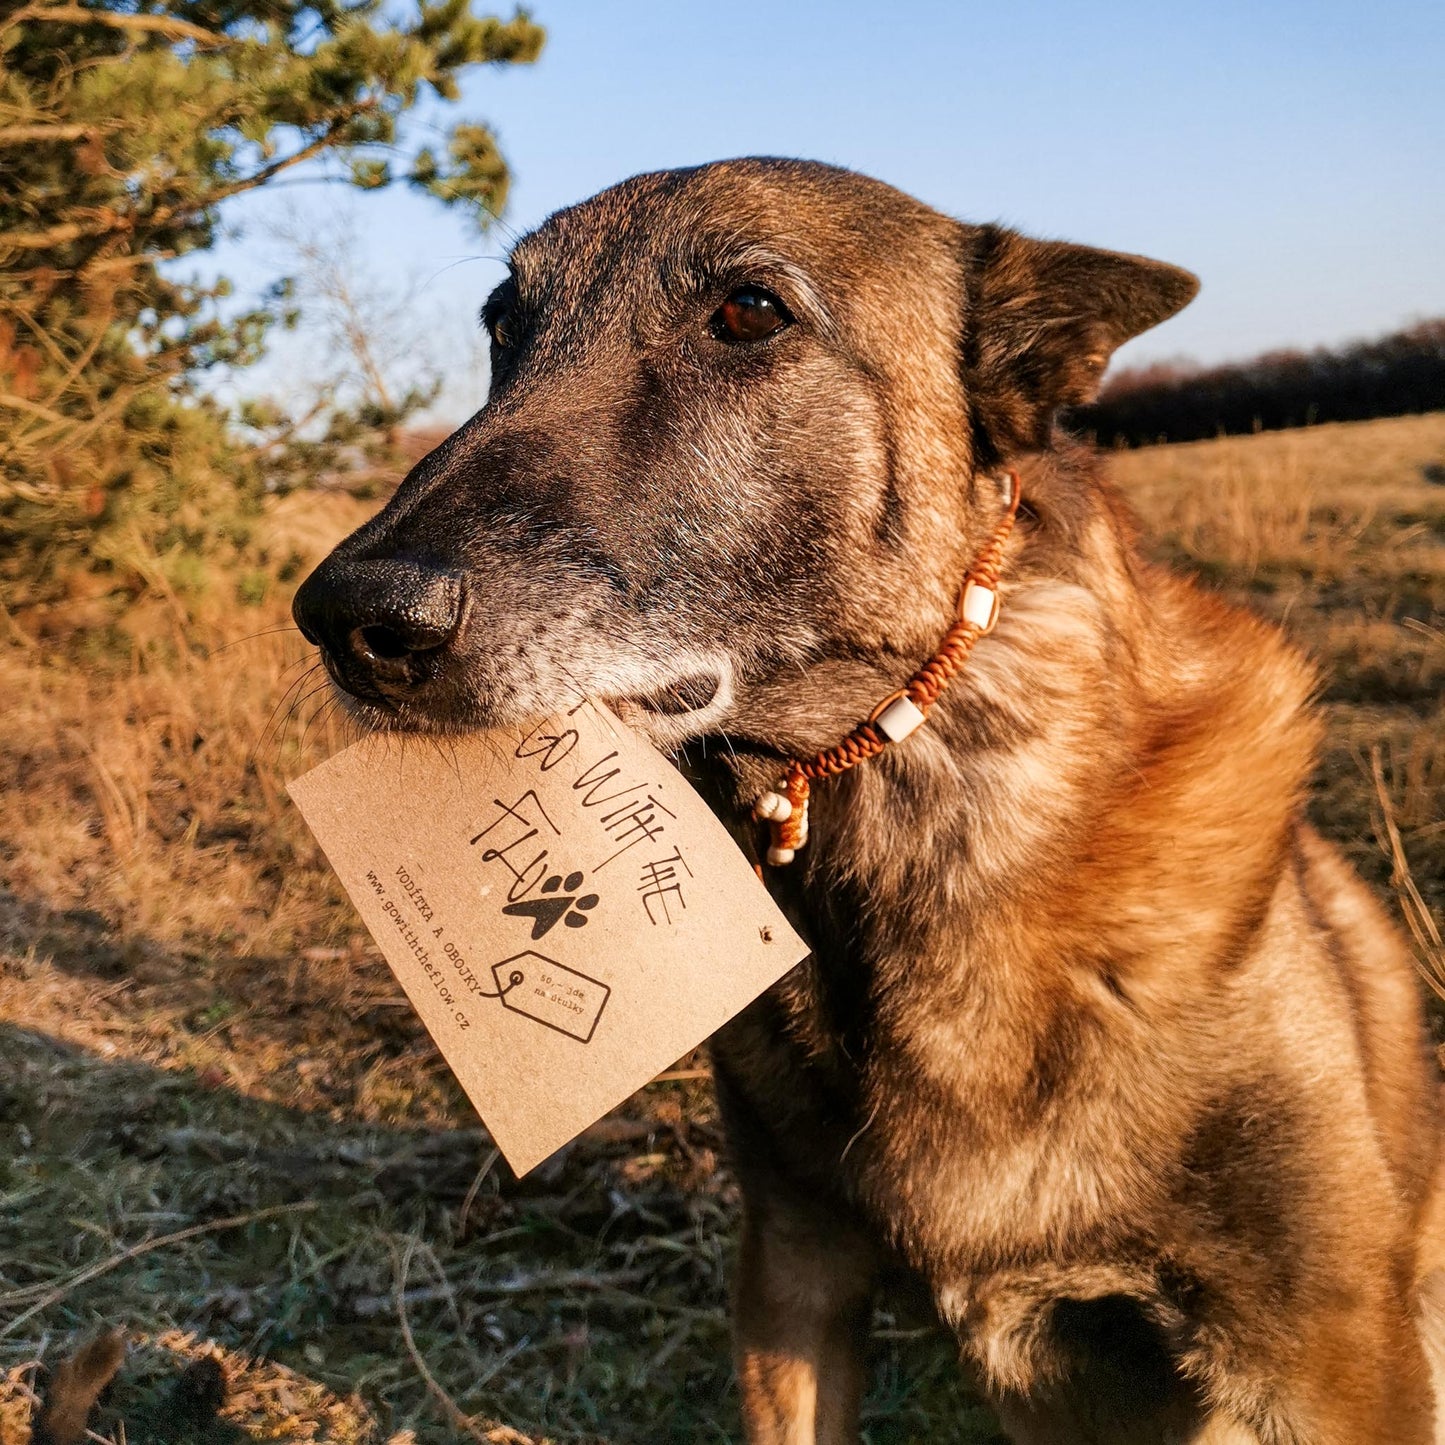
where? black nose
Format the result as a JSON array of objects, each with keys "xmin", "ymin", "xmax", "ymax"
[{"xmin": 292, "ymin": 557, "xmax": 463, "ymax": 695}]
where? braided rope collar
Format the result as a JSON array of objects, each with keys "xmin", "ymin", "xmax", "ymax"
[{"xmin": 754, "ymin": 471, "xmax": 1021, "ymax": 866}]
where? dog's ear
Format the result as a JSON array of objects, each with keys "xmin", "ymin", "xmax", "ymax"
[{"xmin": 960, "ymin": 224, "xmax": 1198, "ymax": 463}]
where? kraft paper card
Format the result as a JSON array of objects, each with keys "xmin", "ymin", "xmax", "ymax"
[{"xmin": 288, "ymin": 701, "xmax": 807, "ymax": 1175}]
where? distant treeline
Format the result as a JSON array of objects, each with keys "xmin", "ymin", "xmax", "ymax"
[{"xmin": 1072, "ymin": 319, "xmax": 1445, "ymax": 447}]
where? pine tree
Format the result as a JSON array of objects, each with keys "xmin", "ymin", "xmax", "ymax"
[{"xmin": 0, "ymin": 1, "xmax": 543, "ymax": 605}]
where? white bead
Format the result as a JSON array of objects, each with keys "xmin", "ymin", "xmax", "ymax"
[
  {"xmin": 875, "ymin": 695, "xmax": 927, "ymax": 743},
  {"xmin": 766, "ymin": 846, "xmax": 796, "ymax": 866},
  {"xmin": 753, "ymin": 790, "xmax": 792, "ymax": 822},
  {"xmin": 961, "ymin": 581, "xmax": 997, "ymax": 631}
]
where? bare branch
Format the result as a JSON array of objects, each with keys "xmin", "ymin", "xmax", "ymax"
[{"xmin": 196, "ymin": 110, "xmax": 374, "ymax": 210}]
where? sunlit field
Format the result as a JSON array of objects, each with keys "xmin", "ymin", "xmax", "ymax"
[{"xmin": 3, "ymin": 412, "xmax": 1443, "ymax": 1444}]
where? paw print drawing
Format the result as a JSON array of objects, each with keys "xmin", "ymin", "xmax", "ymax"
[{"xmin": 501, "ymin": 871, "xmax": 600, "ymax": 939}]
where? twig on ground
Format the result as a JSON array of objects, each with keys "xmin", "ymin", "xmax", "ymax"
[
  {"xmin": 457, "ymin": 1147, "xmax": 500, "ymax": 1236},
  {"xmin": 351, "ymin": 1283, "xmax": 456, "ymax": 1320},
  {"xmin": 0, "ymin": 1202, "xmax": 318, "ymax": 1337},
  {"xmin": 392, "ymin": 1238, "xmax": 540, "ymax": 1445},
  {"xmin": 465, "ymin": 1267, "xmax": 650, "ymax": 1299},
  {"xmin": 646, "ymin": 1320, "xmax": 696, "ymax": 1376},
  {"xmin": 1370, "ymin": 746, "xmax": 1445, "ymax": 999}
]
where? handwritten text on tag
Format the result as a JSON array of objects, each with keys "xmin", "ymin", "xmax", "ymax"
[{"xmin": 287, "ymin": 702, "xmax": 806, "ymax": 1175}]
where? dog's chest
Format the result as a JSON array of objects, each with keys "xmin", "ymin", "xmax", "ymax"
[{"xmin": 715, "ymin": 929, "xmax": 1169, "ymax": 1274}]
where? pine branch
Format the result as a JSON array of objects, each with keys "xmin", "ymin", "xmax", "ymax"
[
  {"xmin": 0, "ymin": 122, "xmax": 95, "ymax": 145},
  {"xmin": 0, "ymin": 211, "xmax": 132, "ymax": 253},
  {"xmin": 4, "ymin": 3, "xmax": 229, "ymax": 47},
  {"xmin": 0, "ymin": 391, "xmax": 68, "ymax": 424},
  {"xmin": 0, "ymin": 115, "xmax": 366, "ymax": 254}
]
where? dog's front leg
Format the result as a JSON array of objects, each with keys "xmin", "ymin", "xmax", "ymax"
[{"xmin": 733, "ymin": 1189, "xmax": 877, "ymax": 1445}]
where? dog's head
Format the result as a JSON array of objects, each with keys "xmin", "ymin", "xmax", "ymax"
[{"xmin": 293, "ymin": 159, "xmax": 1195, "ymax": 753}]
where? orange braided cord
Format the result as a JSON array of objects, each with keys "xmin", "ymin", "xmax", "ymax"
[
  {"xmin": 801, "ymin": 478, "xmax": 1018, "ymax": 777},
  {"xmin": 766, "ymin": 474, "xmax": 1020, "ymax": 862},
  {"xmin": 775, "ymin": 770, "xmax": 811, "ymax": 850},
  {"xmin": 797, "ymin": 727, "xmax": 888, "ymax": 781}
]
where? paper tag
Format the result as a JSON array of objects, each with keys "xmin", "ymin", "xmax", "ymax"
[{"xmin": 287, "ymin": 700, "xmax": 806, "ymax": 1175}]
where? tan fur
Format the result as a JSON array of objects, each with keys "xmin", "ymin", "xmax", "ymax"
[
  {"xmin": 722, "ymin": 489, "xmax": 1444, "ymax": 1440},
  {"xmin": 734, "ymin": 1194, "xmax": 876, "ymax": 1445}
]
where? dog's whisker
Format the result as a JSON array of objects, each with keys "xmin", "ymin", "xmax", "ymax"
[
  {"xmin": 717, "ymin": 730, "xmax": 742, "ymax": 769},
  {"xmin": 248, "ymin": 661, "xmax": 324, "ymax": 771},
  {"xmin": 210, "ymin": 622, "xmax": 304, "ymax": 655},
  {"xmin": 556, "ymin": 662, "xmax": 590, "ymax": 712},
  {"xmin": 307, "ymin": 695, "xmax": 341, "ymax": 749},
  {"xmin": 294, "ymin": 681, "xmax": 340, "ymax": 756}
]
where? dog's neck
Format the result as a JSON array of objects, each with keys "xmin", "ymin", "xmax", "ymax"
[{"xmin": 701, "ymin": 450, "xmax": 1321, "ymax": 1014}]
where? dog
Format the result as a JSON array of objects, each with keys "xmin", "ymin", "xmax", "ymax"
[{"xmin": 292, "ymin": 159, "xmax": 1445, "ymax": 1443}]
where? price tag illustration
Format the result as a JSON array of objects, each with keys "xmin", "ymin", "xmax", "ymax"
[{"xmin": 492, "ymin": 951, "xmax": 611, "ymax": 1043}]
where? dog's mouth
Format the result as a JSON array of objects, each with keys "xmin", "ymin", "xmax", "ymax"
[
  {"xmin": 603, "ymin": 662, "xmax": 733, "ymax": 749},
  {"xmin": 621, "ymin": 672, "xmax": 723, "ymax": 717},
  {"xmin": 322, "ymin": 655, "xmax": 735, "ymax": 752}
]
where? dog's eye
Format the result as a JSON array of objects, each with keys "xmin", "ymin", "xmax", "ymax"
[
  {"xmin": 712, "ymin": 286, "xmax": 792, "ymax": 345},
  {"xmin": 490, "ymin": 310, "xmax": 516, "ymax": 349}
]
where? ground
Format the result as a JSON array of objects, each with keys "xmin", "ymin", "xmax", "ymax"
[{"xmin": 2, "ymin": 413, "xmax": 1442, "ymax": 1444}]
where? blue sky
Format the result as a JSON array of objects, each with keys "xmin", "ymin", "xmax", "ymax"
[{"xmin": 212, "ymin": 0, "xmax": 1445, "ymax": 422}]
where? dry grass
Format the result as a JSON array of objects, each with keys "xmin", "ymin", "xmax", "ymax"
[
  {"xmin": 2, "ymin": 412, "xmax": 1443, "ymax": 1443},
  {"xmin": 1113, "ymin": 410, "xmax": 1445, "ymax": 938}
]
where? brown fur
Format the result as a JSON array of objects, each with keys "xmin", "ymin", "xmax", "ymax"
[
  {"xmin": 31, "ymin": 1332, "xmax": 124, "ymax": 1445},
  {"xmin": 293, "ymin": 159, "xmax": 1445, "ymax": 1442}
]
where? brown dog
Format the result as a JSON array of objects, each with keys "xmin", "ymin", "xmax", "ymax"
[{"xmin": 293, "ymin": 159, "xmax": 1445, "ymax": 1443}]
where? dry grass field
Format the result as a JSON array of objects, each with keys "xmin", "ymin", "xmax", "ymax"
[{"xmin": 2, "ymin": 412, "xmax": 1443, "ymax": 1443}]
